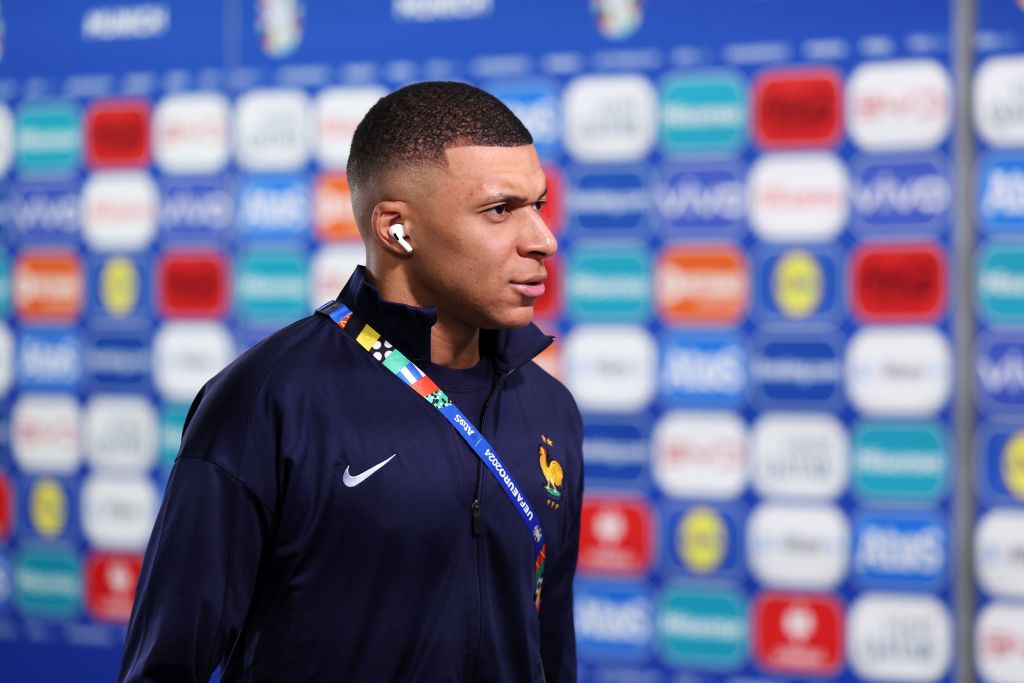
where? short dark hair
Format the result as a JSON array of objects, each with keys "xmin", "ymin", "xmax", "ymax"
[{"xmin": 346, "ymin": 81, "xmax": 533, "ymax": 195}]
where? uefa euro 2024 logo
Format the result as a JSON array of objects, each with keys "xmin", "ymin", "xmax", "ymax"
[
  {"xmin": 256, "ymin": 0, "xmax": 304, "ymax": 58},
  {"xmin": 591, "ymin": 0, "xmax": 643, "ymax": 41}
]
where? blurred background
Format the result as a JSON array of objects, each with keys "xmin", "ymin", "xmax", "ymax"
[{"xmin": 0, "ymin": 0, "xmax": 1022, "ymax": 681}]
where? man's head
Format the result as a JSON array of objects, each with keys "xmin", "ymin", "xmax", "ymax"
[{"xmin": 347, "ymin": 81, "xmax": 556, "ymax": 332}]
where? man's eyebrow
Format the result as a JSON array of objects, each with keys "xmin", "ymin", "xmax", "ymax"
[{"xmin": 479, "ymin": 187, "xmax": 548, "ymax": 205}]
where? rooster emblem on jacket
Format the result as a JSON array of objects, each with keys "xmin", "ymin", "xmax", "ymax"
[{"xmin": 538, "ymin": 435, "xmax": 563, "ymax": 499}]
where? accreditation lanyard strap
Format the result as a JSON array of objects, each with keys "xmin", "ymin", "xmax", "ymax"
[{"xmin": 316, "ymin": 300, "xmax": 547, "ymax": 611}]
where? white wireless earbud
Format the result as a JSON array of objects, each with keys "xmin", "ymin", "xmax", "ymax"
[{"xmin": 388, "ymin": 223, "xmax": 414, "ymax": 254}]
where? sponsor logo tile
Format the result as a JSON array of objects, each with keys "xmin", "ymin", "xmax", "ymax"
[
  {"xmin": 0, "ymin": 323, "xmax": 11, "ymax": 396},
  {"xmin": 0, "ymin": 255, "xmax": 9, "ymax": 318},
  {"xmin": 579, "ymin": 494, "xmax": 653, "ymax": 576},
  {"xmin": 753, "ymin": 66, "xmax": 842, "ymax": 149},
  {"xmin": 748, "ymin": 153, "xmax": 849, "ymax": 242},
  {"xmin": 976, "ymin": 507, "xmax": 1024, "ymax": 599},
  {"xmin": 655, "ymin": 585, "xmax": 747, "ymax": 670},
  {"xmin": 853, "ymin": 421, "xmax": 949, "ymax": 503},
  {"xmin": 756, "ymin": 247, "xmax": 839, "ymax": 323},
  {"xmin": 978, "ymin": 155, "xmax": 1024, "ymax": 234},
  {"xmin": 237, "ymin": 175, "xmax": 310, "ymax": 239},
  {"xmin": 10, "ymin": 184, "xmax": 80, "ymax": 242},
  {"xmin": 152, "ymin": 92, "xmax": 230, "ymax": 175},
  {"xmin": 309, "ymin": 244, "xmax": 364, "ymax": 309},
  {"xmin": 0, "ymin": 473, "xmax": 13, "ymax": 540},
  {"xmin": 659, "ymin": 70, "xmax": 747, "ymax": 156},
  {"xmin": 851, "ymin": 242, "xmax": 946, "ymax": 322},
  {"xmin": 753, "ymin": 592, "xmax": 844, "ymax": 677},
  {"xmin": 978, "ymin": 242, "xmax": 1024, "ymax": 323},
  {"xmin": 84, "ymin": 332, "xmax": 151, "ymax": 390},
  {"xmin": 852, "ymin": 512, "xmax": 948, "ymax": 590},
  {"xmin": 751, "ymin": 412, "xmax": 848, "ymax": 500},
  {"xmin": 152, "ymin": 322, "xmax": 234, "ymax": 402},
  {"xmin": 84, "ymin": 99, "xmax": 150, "ymax": 168},
  {"xmin": 564, "ymin": 74, "xmax": 657, "ymax": 162},
  {"xmin": 490, "ymin": 80, "xmax": 561, "ymax": 160},
  {"xmin": 582, "ymin": 419, "xmax": 649, "ymax": 483},
  {"xmin": 160, "ymin": 179, "xmax": 235, "ymax": 238},
  {"xmin": 157, "ymin": 251, "xmax": 229, "ymax": 318},
  {"xmin": 978, "ymin": 425, "xmax": 1024, "ymax": 506},
  {"xmin": 568, "ymin": 166, "xmax": 650, "ymax": 236},
  {"xmin": 976, "ymin": 602, "xmax": 1024, "ymax": 682},
  {"xmin": 80, "ymin": 474, "xmax": 157, "ymax": 550},
  {"xmin": 13, "ymin": 250, "xmax": 84, "ymax": 323},
  {"xmin": 852, "ymin": 156, "xmax": 951, "ymax": 234},
  {"xmin": 235, "ymin": 88, "xmax": 310, "ymax": 172},
  {"xmin": 747, "ymin": 503, "xmax": 849, "ymax": 590},
  {"xmin": 314, "ymin": 86, "xmax": 387, "ymax": 169},
  {"xmin": 84, "ymin": 395, "xmax": 157, "ymax": 472},
  {"xmin": 974, "ymin": 54, "xmax": 1024, "ymax": 148},
  {"xmin": 567, "ymin": 244, "xmax": 651, "ymax": 322},
  {"xmin": 848, "ymin": 593, "xmax": 953, "ymax": 681},
  {"xmin": 235, "ymin": 248, "xmax": 307, "ymax": 324},
  {"xmin": 845, "ymin": 326, "xmax": 952, "ymax": 417},
  {"xmin": 313, "ymin": 173, "xmax": 360, "ymax": 241},
  {"xmin": 663, "ymin": 504, "xmax": 741, "ymax": 577},
  {"xmin": 15, "ymin": 102, "xmax": 81, "ymax": 178},
  {"xmin": 13, "ymin": 544, "xmax": 81, "ymax": 619},
  {"xmin": 655, "ymin": 244, "xmax": 748, "ymax": 325},
  {"xmin": 90, "ymin": 254, "xmax": 147, "ymax": 322},
  {"xmin": 565, "ymin": 324, "xmax": 656, "ymax": 413},
  {"xmin": 0, "ymin": 103, "xmax": 13, "ymax": 178},
  {"xmin": 847, "ymin": 59, "xmax": 952, "ymax": 151},
  {"xmin": 652, "ymin": 164, "xmax": 745, "ymax": 236},
  {"xmin": 659, "ymin": 331, "xmax": 746, "ymax": 407},
  {"xmin": 16, "ymin": 329, "xmax": 82, "ymax": 390},
  {"xmin": 575, "ymin": 579, "xmax": 654, "ymax": 662},
  {"xmin": 652, "ymin": 410, "xmax": 746, "ymax": 500},
  {"xmin": 750, "ymin": 334, "xmax": 843, "ymax": 408},
  {"xmin": 976, "ymin": 335, "xmax": 1024, "ymax": 412},
  {"xmin": 84, "ymin": 552, "xmax": 142, "ymax": 623},
  {"xmin": 81, "ymin": 171, "xmax": 159, "ymax": 252},
  {"xmin": 25, "ymin": 476, "xmax": 71, "ymax": 540},
  {"xmin": 11, "ymin": 394, "xmax": 81, "ymax": 475}
]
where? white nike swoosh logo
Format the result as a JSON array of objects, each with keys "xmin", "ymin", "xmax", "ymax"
[{"xmin": 342, "ymin": 454, "xmax": 398, "ymax": 488}]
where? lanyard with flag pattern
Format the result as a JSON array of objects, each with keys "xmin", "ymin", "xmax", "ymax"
[{"xmin": 316, "ymin": 300, "xmax": 547, "ymax": 611}]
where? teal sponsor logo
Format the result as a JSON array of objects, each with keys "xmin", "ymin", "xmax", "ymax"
[
  {"xmin": 853, "ymin": 421, "xmax": 948, "ymax": 503},
  {"xmin": 660, "ymin": 71, "xmax": 746, "ymax": 155},
  {"xmin": 655, "ymin": 585, "xmax": 746, "ymax": 669},
  {"xmin": 16, "ymin": 103, "xmax": 80, "ymax": 177},
  {"xmin": 160, "ymin": 403, "xmax": 190, "ymax": 471},
  {"xmin": 978, "ymin": 243, "xmax": 1024, "ymax": 323},
  {"xmin": 14, "ymin": 544, "xmax": 81, "ymax": 619},
  {"xmin": 567, "ymin": 244, "xmax": 651, "ymax": 321},
  {"xmin": 235, "ymin": 249, "xmax": 308, "ymax": 323},
  {"xmin": 0, "ymin": 252, "xmax": 8, "ymax": 317}
]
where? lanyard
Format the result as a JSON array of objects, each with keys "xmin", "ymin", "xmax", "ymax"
[{"xmin": 317, "ymin": 300, "xmax": 547, "ymax": 611}]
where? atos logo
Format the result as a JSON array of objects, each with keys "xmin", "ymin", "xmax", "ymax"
[
  {"xmin": 13, "ymin": 250, "xmax": 83, "ymax": 323},
  {"xmin": 11, "ymin": 186, "xmax": 79, "ymax": 240},
  {"xmin": 236, "ymin": 249, "xmax": 307, "ymax": 324},
  {"xmin": 85, "ymin": 333, "xmax": 151, "ymax": 390},
  {"xmin": 851, "ymin": 243, "xmax": 946, "ymax": 322},
  {"xmin": 17, "ymin": 330, "xmax": 82, "ymax": 390},
  {"xmin": 750, "ymin": 336, "xmax": 842, "ymax": 407},
  {"xmin": 853, "ymin": 421, "xmax": 948, "ymax": 504},
  {"xmin": 852, "ymin": 513, "xmax": 948, "ymax": 589},
  {"xmin": 568, "ymin": 168, "xmax": 649, "ymax": 236},
  {"xmin": 490, "ymin": 80, "xmax": 561, "ymax": 160},
  {"xmin": 656, "ymin": 245, "xmax": 748, "ymax": 325},
  {"xmin": 582, "ymin": 420, "xmax": 648, "ymax": 482},
  {"xmin": 656, "ymin": 586, "xmax": 747, "ymax": 669},
  {"xmin": 979, "ymin": 426, "xmax": 1024, "ymax": 505},
  {"xmin": 85, "ymin": 552, "xmax": 142, "ymax": 623},
  {"xmin": 665, "ymin": 505, "xmax": 740, "ymax": 577},
  {"xmin": 660, "ymin": 332, "xmax": 746, "ymax": 407},
  {"xmin": 978, "ymin": 156, "xmax": 1024, "ymax": 233},
  {"xmin": 158, "ymin": 251, "xmax": 229, "ymax": 318},
  {"xmin": 566, "ymin": 245, "xmax": 650, "ymax": 322},
  {"xmin": 977, "ymin": 337, "xmax": 1024, "ymax": 411},
  {"xmin": 160, "ymin": 181, "xmax": 234, "ymax": 236},
  {"xmin": 753, "ymin": 593, "xmax": 844, "ymax": 677},
  {"xmin": 652, "ymin": 165, "xmax": 744, "ymax": 235},
  {"xmin": 237, "ymin": 176, "xmax": 310, "ymax": 239},
  {"xmin": 579, "ymin": 495, "xmax": 653, "ymax": 576},
  {"xmin": 85, "ymin": 99, "xmax": 150, "ymax": 168},
  {"xmin": 753, "ymin": 67, "xmax": 842, "ymax": 148},
  {"xmin": 575, "ymin": 580, "xmax": 653, "ymax": 662},
  {"xmin": 848, "ymin": 594, "xmax": 953, "ymax": 681},
  {"xmin": 13, "ymin": 545, "xmax": 81, "ymax": 619},
  {"xmin": 976, "ymin": 603, "xmax": 1024, "ymax": 683},
  {"xmin": 853, "ymin": 158, "xmax": 951, "ymax": 233},
  {"xmin": 659, "ymin": 70, "xmax": 747, "ymax": 156}
]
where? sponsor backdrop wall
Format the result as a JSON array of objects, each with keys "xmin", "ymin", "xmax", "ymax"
[{"xmin": 0, "ymin": 0, "xmax": 1008, "ymax": 681}]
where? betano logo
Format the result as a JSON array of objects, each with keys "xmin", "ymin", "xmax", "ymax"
[
  {"xmin": 152, "ymin": 92, "xmax": 230, "ymax": 175},
  {"xmin": 659, "ymin": 71, "xmax": 746, "ymax": 155},
  {"xmin": 13, "ymin": 250, "xmax": 83, "ymax": 322},
  {"xmin": 974, "ymin": 54, "xmax": 1024, "ymax": 148},
  {"xmin": 753, "ymin": 66, "xmax": 842, "ymax": 149},
  {"xmin": 313, "ymin": 173, "xmax": 359, "ymax": 241},
  {"xmin": 314, "ymin": 86, "xmax": 386, "ymax": 169},
  {"xmin": 655, "ymin": 245, "xmax": 747, "ymax": 324},
  {"xmin": 652, "ymin": 410, "xmax": 745, "ymax": 500},
  {"xmin": 579, "ymin": 495, "xmax": 652, "ymax": 576},
  {"xmin": 85, "ymin": 99, "xmax": 150, "ymax": 168},
  {"xmin": 846, "ymin": 59, "xmax": 952, "ymax": 151}
]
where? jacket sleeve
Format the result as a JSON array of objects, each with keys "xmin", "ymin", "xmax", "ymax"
[
  {"xmin": 118, "ymin": 385, "xmax": 275, "ymax": 683},
  {"xmin": 539, "ymin": 405, "xmax": 584, "ymax": 683}
]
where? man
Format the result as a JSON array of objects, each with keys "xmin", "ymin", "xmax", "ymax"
[{"xmin": 119, "ymin": 81, "xmax": 583, "ymax": 682}]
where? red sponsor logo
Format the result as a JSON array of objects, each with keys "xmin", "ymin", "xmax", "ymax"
[
  {"xmin": 13, "ymin": 250, "xmax": 84, "ymax": 322},
  {"xmin": 86, "ymin": 100, "xmax": 150, "ymax": 168},
  {"xmin": 85, "ymin": 553, "xmax": 143, "ymax": 622},
  {"xmin": 0, "ymin": 474, "xmax": 13, "ymax": 540},
  {"xmin": 158, "ymin": 251, "xmax": 229, "ymax": 318},
  {"xmin": 534, "ymin": 256, "xmax": 562, "ymax": 320},
  {"xmin": 579, "ymin": 495, "xmax": 653, "ymax": 576},
  {"xmin": 852, "ymin": 242, "xmax": 945, "ymax": 322},
  {"xmin": 541, "ymin": 164, "xmax": 564, "ymax": 235},
  {"xmin": 754, "ymin": 68, "xmax": 843, "ymax": 149},
  {"xmin": 754, "ymin": 592, "xmax": 844, "ymax": 676}
]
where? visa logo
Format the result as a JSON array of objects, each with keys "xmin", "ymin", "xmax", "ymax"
[
  {"xmin": 661, "ymin": 335, "xmax": 746, "ymax": 406},
  {"xmin": 853, "ymin": 160, "xmax": 950, "ymax": 229},
  {"xmin": 654, "ymin": 166, "xmax": 744, "ymax": 231},
  {"xmin": 161, "ymin": 184, "xmax": 234, "ymax": 233},
  {"xmin": 237, "ymin": 177, "xmax": 309, "ymax": 237},
  {"xmin": 979, "ymin": 157, "xmax": 1024, "ymax": 232},
  {"xmin": 18, "ymin": 331, "xmax": 82, "ymax": 388},
  {"xmin": 13, "ymin": 188, "xmax": 80, "ymax": 236}
]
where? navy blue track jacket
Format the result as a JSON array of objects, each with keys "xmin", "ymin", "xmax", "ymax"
[{"xmin": 118, "ymin": 267, "xmax": 584, "ymax": 683}]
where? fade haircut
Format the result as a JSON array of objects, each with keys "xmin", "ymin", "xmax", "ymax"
[{"xmin": 346, "ymin": 81, "xmax": 533, "ymax": 226}]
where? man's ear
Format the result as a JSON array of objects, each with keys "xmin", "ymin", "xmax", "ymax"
[{"xmin": 371, "ymin": 201, "xmax": 414, "ymax": 257}]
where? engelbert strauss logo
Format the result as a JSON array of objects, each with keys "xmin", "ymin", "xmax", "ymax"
[{"xmin": 539, "ymin": 435, "xmax": 563, "ymax": 509}]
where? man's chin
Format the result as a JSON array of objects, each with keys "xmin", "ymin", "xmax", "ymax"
[{"xmin": 485, "ymin": 306, "xmax": 537, "ymax": 330}]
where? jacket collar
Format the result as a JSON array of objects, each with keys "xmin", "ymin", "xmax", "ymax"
[{"xmin": 337, "ymin": 266, "xmax": 553, "ymax": 373}]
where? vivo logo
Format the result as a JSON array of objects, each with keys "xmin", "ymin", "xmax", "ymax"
[
  {"xmin": 12, "ymin": 188, "xmax": 80, "ymax": 236},
  {"xmin": 977, "ymin": 338, "xmax": 1024, "ymax": 408},
  {"xmin": 654, "ymin": 166, "xmax": 744, "ymax": 231},
  {"xmin": 852, "ymin": 159, "xmax": 950, "ymax": 230},
  {"xmin": 160, "ymin": 184, "xmax": 234, "ymax": 233}
]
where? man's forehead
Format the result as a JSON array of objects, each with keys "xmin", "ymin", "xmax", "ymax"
[{"xmin": 442, "ymin": 144, "xmax": 545, "ymax": 193}]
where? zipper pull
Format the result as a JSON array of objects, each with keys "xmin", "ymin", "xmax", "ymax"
[{"xmin": 471, "ymin": 499, "xmax": 481, "ymax": 536}]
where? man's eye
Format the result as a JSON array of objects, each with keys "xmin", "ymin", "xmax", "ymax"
[
  {"xmin": 533, "ymin": 201, "xmax": 546, "ymax": 211},
  {"xmin": 488, "ymin": 205, "xmax": 508, "ymax": 215}
]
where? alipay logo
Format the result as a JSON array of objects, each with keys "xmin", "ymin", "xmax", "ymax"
[{"xmin": 660, "ymin": 71, "xmax": 746, "ymax": 156}]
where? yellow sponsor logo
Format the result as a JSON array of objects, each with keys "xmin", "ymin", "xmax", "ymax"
[
  {"xmin": 100, "ymin": 256, "xmax": 140, "ymax": 317},
  {"xmin": 677, "ymin": 506, "xmax": 727, "ymax": 574},
  {"xmin": 30, "ymin": 478, "xmax": 68, "ymax": 538},
  {"xmin": 772, "ymin": 249, "xmax": 823, "ymax": 319},
  {"xmin": 1001, "ymin": 431, "xmax": 1024, "ymax": 499}
]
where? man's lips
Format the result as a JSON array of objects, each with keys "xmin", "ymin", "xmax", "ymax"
[{"xmin": 511, "ymin": 278, "xmax": 547, "ymax": 298}]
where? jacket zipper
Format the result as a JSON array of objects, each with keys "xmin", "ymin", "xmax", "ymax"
[{"xmin": 467, "ymin": 367, "xmax": 516, "ymax": 682}]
